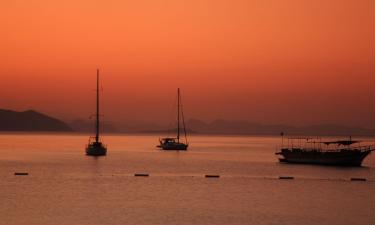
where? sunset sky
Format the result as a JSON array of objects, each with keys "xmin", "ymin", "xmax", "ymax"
[{"xmin": 1, "ymin": 0, "xmax": 374, "ymax": 128}]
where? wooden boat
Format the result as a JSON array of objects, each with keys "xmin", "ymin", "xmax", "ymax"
[{"xmin": 276, "ymin": 136, "xmax": 374, "ymax": 166}]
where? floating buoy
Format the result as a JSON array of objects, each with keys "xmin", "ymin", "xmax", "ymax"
[
  {"xmin": 15, "ymin": 172, "xmax": 29, "ymax": 176},
  {"xmin": 279, "ymin": 176, "xmax": 294, "ymax": 180},
  {"xmin": 205, "ymin": 175, "xmax": 220, "ymax": 178},
  {"xmin": 351, "ymin": 178, "xmax": 367, "ymax": 182},
  {"xmin": 135, "ymin": 173, "xmax": 149, "ymax": 177}
]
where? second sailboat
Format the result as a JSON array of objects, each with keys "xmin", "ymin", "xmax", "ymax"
[{"xmin": 157, "ymin": 88, "xmax": 189, "ymax": 151}]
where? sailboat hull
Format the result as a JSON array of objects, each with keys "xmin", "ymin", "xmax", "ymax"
[
  {"xmin": 86, "ymin": 142, "xmax": 107, "ymax": 156},
  {"xmin": 159, "ymin": 143, "xmax": 188, "ymax": 151}
]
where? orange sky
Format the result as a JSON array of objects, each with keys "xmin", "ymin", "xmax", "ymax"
[{"xmin": 1, "ymin": 0, "xmax": 375, "ymax": 127}]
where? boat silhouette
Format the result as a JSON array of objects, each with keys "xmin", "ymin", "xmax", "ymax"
[
  {"xmin": 157, "ymin": 88, "xmax": 189, "ymax": 151},
  {"xmin": 86, "ymin": 69, "xmax": 107, "ymax": 156},
  {"xmin": 276, "ymin": 136, "xmax": 374, "ymax": 166}
]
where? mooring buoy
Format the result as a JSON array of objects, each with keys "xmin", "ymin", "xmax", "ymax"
[
  {"xmin": 135, "ymin": 173, "xmax": 149, "ymax": 177},
  {"xmin": 15, "ymin": 172, "xmax": 29, "ymax": 176},
  {"xmin": 351, "ymin": 178, "xmax": 367, "ymax": 182}
]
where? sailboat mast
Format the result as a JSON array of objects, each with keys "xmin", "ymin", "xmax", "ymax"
[
  {"xmin": 177, "ymin": 88, "xmax": 180, "ymax": 141},
  {"xmin": 96, "ymin": 69, "xmax": 100, "ymax": 143}
]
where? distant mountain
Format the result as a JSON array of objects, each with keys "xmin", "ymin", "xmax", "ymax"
[
  {"xmin": 65, "ymin": 116, "xmax": 375, "ymax": 136},
  {"xmin": 186, "ymin": 119, "xmax": 375, "ymax": 136},
  {"xmin": 68, "ymin": 118, "xmax": 118, "ymax": 133},
  {"xmin": 138, "ymin": 128, "xmax": 197, "ymax": 134},
  {"xmin": 0, "ymin": 109, "xmax": 72, "ymax": 132}
]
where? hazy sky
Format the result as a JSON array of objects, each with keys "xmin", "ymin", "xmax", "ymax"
[{"xmin": 1, "ymin": 0, "xmax": 374, "ymax": 127}]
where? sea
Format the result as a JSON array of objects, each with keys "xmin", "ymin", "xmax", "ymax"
[{"xmin": 0, "ymin": 134, "xmax": 374, "ymax": 225}]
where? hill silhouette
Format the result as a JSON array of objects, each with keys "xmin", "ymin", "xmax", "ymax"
[
  {"xmin": 186, "ymin": 119, "xmax": 375, "ymax": 136},
  {"xmin": 0, "ymin": 109, "xmax": 72, "ymax": 132},
  {"xmin": 66, "ymin": 117, "xmax": 375, "ymax": 136}
]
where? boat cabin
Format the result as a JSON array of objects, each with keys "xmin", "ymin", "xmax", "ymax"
[
  {"xmin": 160, "ymin": 138, "xmax": 180, "ymax": 144},
  {"xmin": 158, "ymin": 137, "xmax": 188, "ymax": 150}
]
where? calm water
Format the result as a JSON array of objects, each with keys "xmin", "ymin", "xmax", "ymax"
[{"xmin": 0, "ymin": 134, "xmax": 374, "ymax": 225}]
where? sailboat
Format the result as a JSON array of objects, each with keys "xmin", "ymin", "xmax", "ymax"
[
  {"xmin": 157, "ymin": 88, "xmax": 189, "ymax": 151},
  {"xmin": 86, "ymin": 69, "xmax": 107, "ymax": 156}
]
